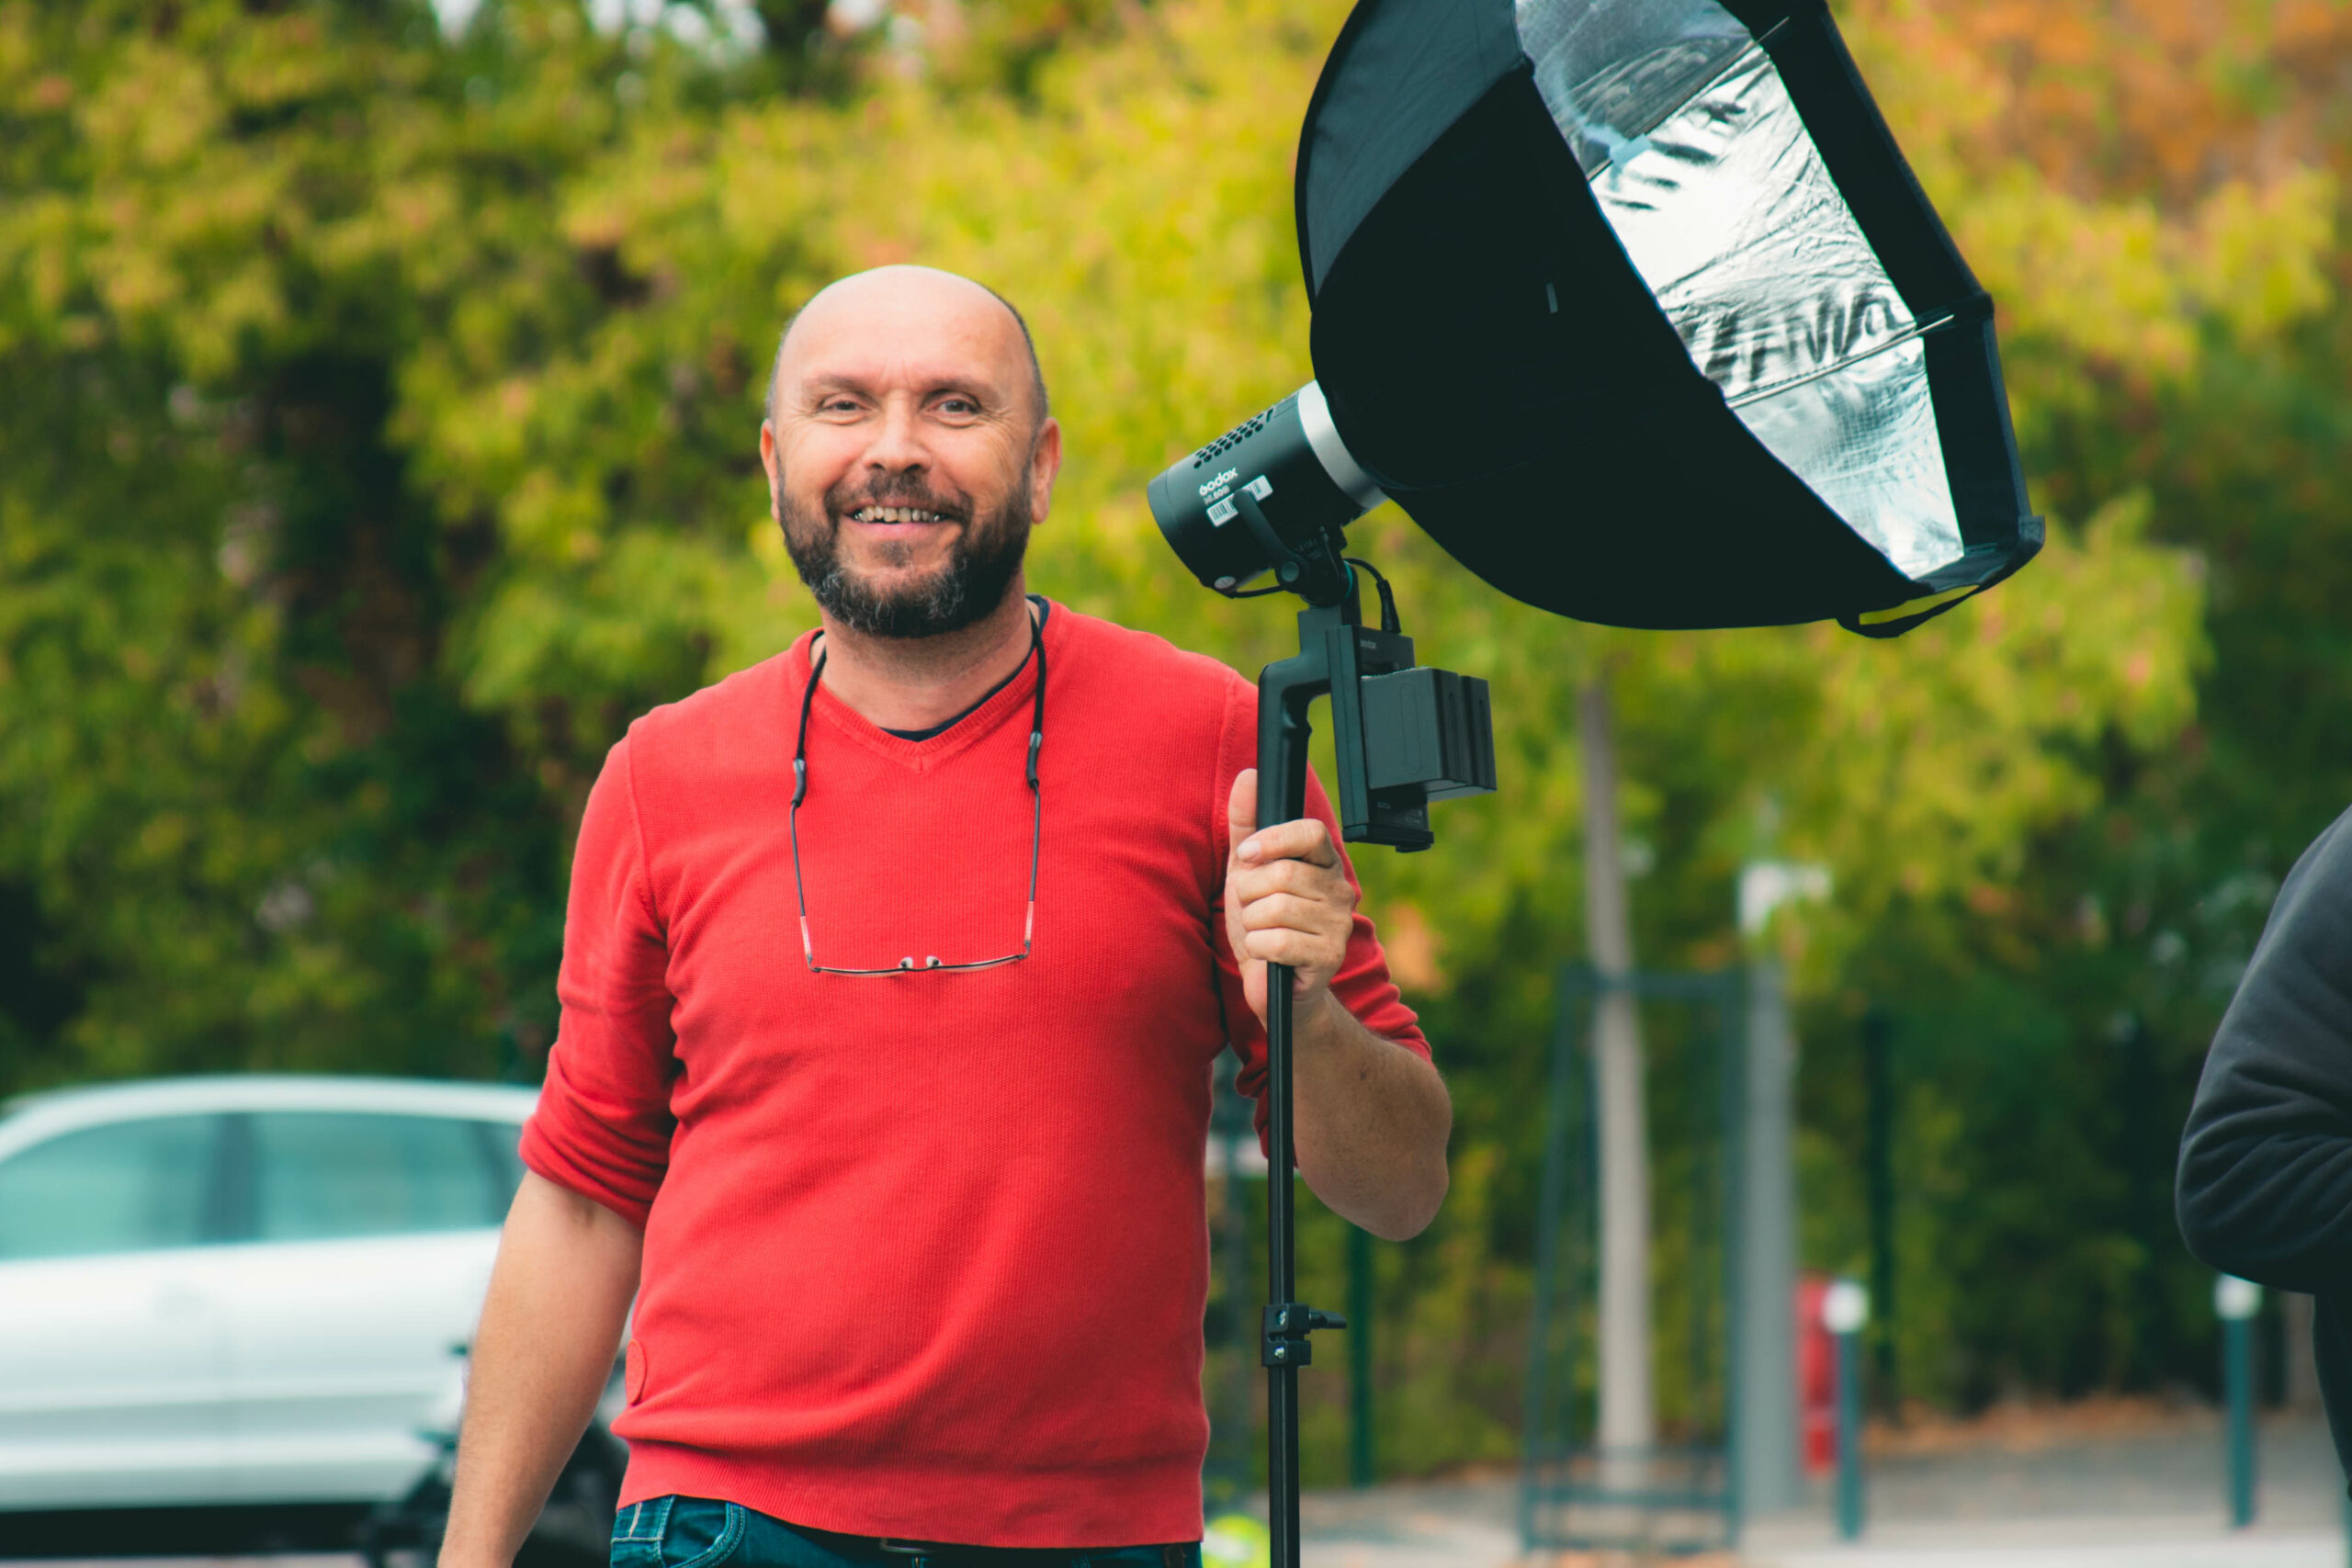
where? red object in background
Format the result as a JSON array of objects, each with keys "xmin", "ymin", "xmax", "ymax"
[{"xmin": 1797, "ymin": 1274, "xmax": 1837, "ymax": 1475}]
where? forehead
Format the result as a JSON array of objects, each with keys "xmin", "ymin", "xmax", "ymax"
[{"xmin": 778, "ymin": 276, "xmax": 1026, "ymax": 399}]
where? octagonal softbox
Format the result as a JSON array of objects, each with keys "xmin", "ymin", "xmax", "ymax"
[{"xmin": 1297, "ymin": 0, "xmax": 2040, "ymax": 635}]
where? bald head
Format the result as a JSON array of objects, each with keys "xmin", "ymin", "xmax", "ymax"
[{"xmin": 765, "ymin": 265, "xmax": 1048, "ymax": 432}]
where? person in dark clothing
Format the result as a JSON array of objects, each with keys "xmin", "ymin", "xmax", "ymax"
[{"xmin": 2178, "ymin": 806, "xmax": 2352, "ymax": 1490}]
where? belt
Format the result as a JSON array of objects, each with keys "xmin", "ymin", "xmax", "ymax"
[{"xmin": 808, "ymin": 1524, "xmax": 1191, "ymax": 1568}]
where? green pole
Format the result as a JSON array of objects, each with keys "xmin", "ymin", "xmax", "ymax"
[
  {"xmin": 2225, "ymin": 1316, "xmax": 2255, "ymax": 1526},
  {"xmin": 1835, "ymin": 1329, "xmax": 1863, "ymax": 1540},
  {"xmin": 1823, "ymin": 1279, "xmax": 1869, "ymax": 1542},
  {"xmin": 1862, "ymin": 1009, "xmax": 1895, "ymax": 1404},
  {"xmin": 2218, "ymin": 1274, "xmax": 2260, "ymax": 1529},
  {"xmin": 1348, "ymin": 1224, "xmax": 1374, "ymax": 1488}
]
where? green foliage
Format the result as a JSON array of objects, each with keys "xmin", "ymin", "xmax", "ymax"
[{"xmin": 0, "ymin": 0, "xmax": 2342, "ymax": 1463}]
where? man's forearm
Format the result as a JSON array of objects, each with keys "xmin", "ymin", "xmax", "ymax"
[
  {"xmin": 1291, "ymin": 991, "xmax": 1451, "ymax": 1240},
  {"xmin": 441, "ymin": 1170, "xmax": 644, "ymax": 1568}
]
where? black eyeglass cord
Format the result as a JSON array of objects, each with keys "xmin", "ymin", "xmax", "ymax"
[{"xmin": 789, "ymin": 615, "xmax": 1045, "ymax": 975}]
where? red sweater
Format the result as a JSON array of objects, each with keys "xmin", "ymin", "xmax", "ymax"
[{"xmin": 519, "ymin": 603, "xmax": 1426, "ymax": 1548}]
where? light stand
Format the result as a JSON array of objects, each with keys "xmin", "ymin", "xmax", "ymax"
[
  {"xmin": 1254, "ymin": 586, "xmax": 1351, "ymax": 1568},
  {"xmin": 1228, "ymin": 491, "xmax": 1494, "ymax": 1568}
]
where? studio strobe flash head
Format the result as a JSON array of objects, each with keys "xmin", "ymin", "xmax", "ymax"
[
  {"xmin": 1150, "ymin": 380, "xmax": 1494, "ymax": 853},
  {"xmin": 1148, "ymin": 382, "xmax": 1385, "ymax": 596}
]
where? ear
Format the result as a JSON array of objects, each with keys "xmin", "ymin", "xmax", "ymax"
[
  {"xmin": 760, "ymin": 421, "xmax": 784, "ymax": 513},
  {"xmin": 1026, "ymin": 416, "xmax": 1062, "ymax": 526}
]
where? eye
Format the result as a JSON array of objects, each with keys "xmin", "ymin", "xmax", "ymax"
[{"xmin": 934, "ymin": 395, "xmax": 981, "ymax": 416}]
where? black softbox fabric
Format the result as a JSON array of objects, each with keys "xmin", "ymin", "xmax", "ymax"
[{"xmin": 1295, "ymin": 0, "xmax": 2040, "ymax": 635}]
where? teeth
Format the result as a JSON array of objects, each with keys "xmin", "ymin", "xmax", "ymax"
[{"xmin": 852, "ymin": 506, "xmax": 945, "ymax": 524}]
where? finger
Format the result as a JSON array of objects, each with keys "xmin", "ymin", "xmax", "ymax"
[
  {"xmin": 1242, "ymin": 925, "xmax": 1345, "ymax": 972},
  {"xmin": 1236, "ymin": 890, "xmax": 1351, "ymax": 933},
  {"xmin": 1227, "ymin": 770, "xmax": 1258, "ymax": 860},
  {"xmin": 1229, "ymin": 881, "xmax": 1354, "ymax": 936},
  {"xmin": 1235, "ymin": 816, "xmax": 1339, "ymax": 868},
  {"xmin": 1250, "ymin": 921, "xmax": 1345, "ymax": 968},
  {"xmin": 1230, "ymin": 856, "xmax": 1357, "ymax": 904}
]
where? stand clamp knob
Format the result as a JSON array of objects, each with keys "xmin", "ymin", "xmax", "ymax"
[{"xmin": 1261, "ymin": 1302, "xmax": 1347, "ymax": 1367}]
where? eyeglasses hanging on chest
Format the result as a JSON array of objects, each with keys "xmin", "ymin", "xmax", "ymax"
[{"xmin": 787, "ymin": 619, "xmax": 1046, "ymax": 976}]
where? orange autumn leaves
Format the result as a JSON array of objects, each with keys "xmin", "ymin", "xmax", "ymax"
[{"xmin": 1839, "ymin": 0, "xmax": 2343, "ymax": 389}]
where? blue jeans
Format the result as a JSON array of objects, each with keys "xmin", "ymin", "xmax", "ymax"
[{"xmin": 610, "ymin": 1495, "xmax": 1204, "ymax": 1568}]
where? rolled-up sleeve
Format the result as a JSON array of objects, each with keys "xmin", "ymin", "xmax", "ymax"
[
  {"xmin": 2179, "ymin": 806, "xmax": 2352, "ymax": 1296},
  {"xmin": 1210, "ymin": 682, "xmax": 1430, "ymax": 1151},
  {"xmin": 518, "ymin": 733, "xmax": 679, "ymax": 1228}
]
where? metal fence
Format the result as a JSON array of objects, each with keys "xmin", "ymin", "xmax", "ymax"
[{"xmin": 1520, "ymin": 964, "xmax": 1746, "ymax": 1555}]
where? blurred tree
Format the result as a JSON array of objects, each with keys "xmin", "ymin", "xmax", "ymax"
[
  {"xmin": 752, "ymin": 0, "xmax": 833, "ymax": 60},
  {"xmin": 0, "ymin": 0, "xmax": 638, "ymax": 1080}
]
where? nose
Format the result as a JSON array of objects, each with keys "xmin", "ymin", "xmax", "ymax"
[{"xmin": 861, "ymin": 397, "xmax": 929, "ymax": 479}]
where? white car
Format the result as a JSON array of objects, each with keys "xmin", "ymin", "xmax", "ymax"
[{"xmin": 0, "ymin": 1075, "xmax": 622, "ymax": 1562}]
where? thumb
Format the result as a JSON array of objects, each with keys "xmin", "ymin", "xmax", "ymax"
[{"xmin": 1227, "ymin": 769, "xmax": 1258, "ymax": 862}]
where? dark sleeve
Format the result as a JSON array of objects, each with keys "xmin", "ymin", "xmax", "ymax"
[{"xmin": 2177, "ymin": 805, "xmax": 2352, "ymax": 1295}]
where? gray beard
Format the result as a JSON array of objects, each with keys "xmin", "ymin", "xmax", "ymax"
[{"xmin": 778, "ymin": 484, "xmax": 1032, "ymax": 639}]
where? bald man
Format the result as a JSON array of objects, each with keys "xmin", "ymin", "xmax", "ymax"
[{"xmin": 439, "ymin": 268, "xmax": 1451, "ymax": 1568}]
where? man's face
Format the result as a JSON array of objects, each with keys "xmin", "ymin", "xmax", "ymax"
[{"xmin": 761, "ymin": 269, "xmax": 1060, "ymax": 639}]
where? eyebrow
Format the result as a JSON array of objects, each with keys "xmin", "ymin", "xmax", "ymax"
[{"xmin": 798, "ymin": 372, "xmax": 1005, "ymax": 406}]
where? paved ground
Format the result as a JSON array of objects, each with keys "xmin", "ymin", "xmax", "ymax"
[
  {"xmin": 19, "ymin": 1416, "xmax": 2352, "ymax": 1567},
  {"xmin": 1743, "ymin": 1409, "xmax": 2348, "ymax": 1567},
  {"xmin": 1292, "ymin": 1412, "xmax": 2352, "ymax": 1568},
  {"xmin": 1740, "ymin": 1512, "xmax": 2350, "ymax": 1568},
  {"xmin": 1298, "ymin": 1479, "xmax": 1520, "ymax": 1568}
]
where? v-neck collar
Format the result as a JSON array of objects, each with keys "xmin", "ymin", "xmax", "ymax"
[
  {"xmin": 880, "ymin": 598, "xmax": 1052, "ymax": 741},
  {"xmin": 790, "ymin": 600, "xmax": 1057, "ymax": 774}
]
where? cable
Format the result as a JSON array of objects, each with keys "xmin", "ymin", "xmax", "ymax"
[{"xmin": 1344, "ymin": 558, "xmax": 1401, "ymax": 634}]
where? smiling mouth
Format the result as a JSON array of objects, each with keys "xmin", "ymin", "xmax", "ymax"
[{"xmin": 847, "ymin": 505, "xmax": 955, "ymax": 525}]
